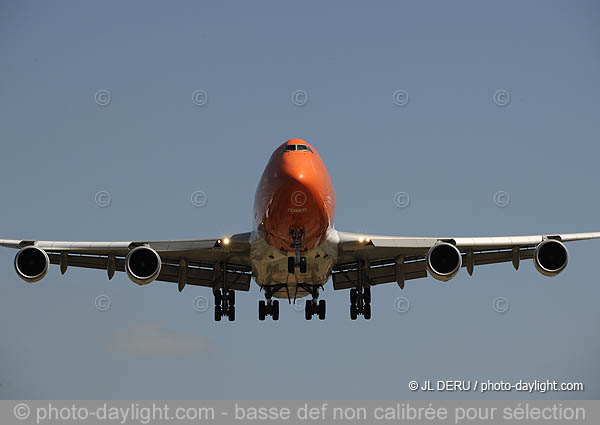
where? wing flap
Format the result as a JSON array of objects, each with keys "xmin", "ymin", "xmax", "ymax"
[
  {"xmin": 332, "ymin": 247, "xmax": 535, "ymax": 290},
  {"xmin": 47, "ymin": 252, "xmax": 252, "ymax": 291}
]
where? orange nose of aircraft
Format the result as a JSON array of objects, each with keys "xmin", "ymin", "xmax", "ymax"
[{"xmin": 254, "ymin": 139, "xmax": 336, "ymax": 252}]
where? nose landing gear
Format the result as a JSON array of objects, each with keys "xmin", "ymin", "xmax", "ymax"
[
  {"xmin": 288, "ymin": 256, "xmax": 307, "ymax": 274},
  {"xmin": 288, "ymin": 228, "xmax": 307, "ymax": 274}
]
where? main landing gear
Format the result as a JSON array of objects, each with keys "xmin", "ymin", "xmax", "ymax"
[
  {"xmin": 350, "ymin": 286, "xmax": 371, "ymax": 320},
  {"xmin": 259, "ymin": 284, "xmax": 284, "ymax": 321},
  {"xmin": 304, "ymin": 299, "xmax": 326, "ymax": 321},
  {"xmin": 258, "ymin": 299, "xmax": 280, "ymax": 321},
  {"xmin": 296, "ymin": 283, "xmax": 326, "ymax": 321},
  {"xmin": 214, "ymin": 289, "xmax": 235, "ymax": 322}
]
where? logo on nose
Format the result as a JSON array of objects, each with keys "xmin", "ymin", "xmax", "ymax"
[{"xmin": 291, "ymin": 190, "xmax": 307, "ymax": 207}]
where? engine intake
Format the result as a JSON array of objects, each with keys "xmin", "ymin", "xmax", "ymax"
[
  {"xmin": 125, "ymin": 246, "xmax": 162, "ymax": 285},
  {"xmin": 14, "ymin": 246, "xmax": 50, "ymax": 283},
  {"xmin": 426, "ymin": 242, "xmax": 462, "ymax": 282},
  {"xmin": 534, "ymin": 239, "xmax": 569, "ymax": 277}
]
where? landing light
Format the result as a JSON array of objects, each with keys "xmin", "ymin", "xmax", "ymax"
[
  {"xmin": 358, "ymin": 237, "xmax": 370, "ymax": 243},
  {"xmin": 223, "ymin": 237, "xmax": 231, "ymax": 246}
]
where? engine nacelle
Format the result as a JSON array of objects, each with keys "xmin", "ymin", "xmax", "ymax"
[
  {"xmin": 125, "ymin": 246, "xmax": 162, "ymax": 285},
  {"xmin": 14, "ymin": 246, "xmax": 50, "ymax": 283},
  {"xmin": 426, "ymin": 242, "xmax": 462, "ymax": 282},
  {"xmin": 534, "ymin": 239, "xmax": 569, "ymax": 277}
]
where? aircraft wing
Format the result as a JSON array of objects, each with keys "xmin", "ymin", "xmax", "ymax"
[
  {"xmin": 0, "ymin": 233, "xmax": 253, "ymax": 291},
  {"xmin": 332, "ymin": 231, "xmax": 600, "ymax": 290}
]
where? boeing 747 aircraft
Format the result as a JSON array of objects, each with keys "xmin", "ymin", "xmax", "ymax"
[{"xmin": 2, "ymin": 139, "xmax": 599, "ymax": 321}]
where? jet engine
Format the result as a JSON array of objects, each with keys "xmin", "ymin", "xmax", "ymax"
[
  {"xmin": 125, "ymin": 246, "xmax": 162, "ymax": 285},
  {"xmin": 426, "ymin": 242, "xmax": 462, "ymax": 282},
  {"xmin": 14, "ymin": 246, "xmax": 50, "ymax": 283},
  {"xmin": 534, "ymin": 239, "xmax": 569, "ymax": 277}
]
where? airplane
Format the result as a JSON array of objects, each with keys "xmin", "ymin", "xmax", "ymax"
[{"xmin": 2, "ymin": 138, "xmax": 599, "ymax": 322}]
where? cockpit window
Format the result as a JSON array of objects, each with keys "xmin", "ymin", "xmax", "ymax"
[{"xmin": 284, "ymin": 144, "xmax": 313, "ymax": 153}]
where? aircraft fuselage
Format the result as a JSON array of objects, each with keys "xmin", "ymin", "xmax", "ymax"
[{"xmin": 250, "ymin": 139, "xmax": 337, "ymax": 296}]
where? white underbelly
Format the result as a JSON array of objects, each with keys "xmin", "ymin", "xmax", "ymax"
[{"xmin": 249, "ymin": 230, "xmax": 338, "ymax": 299}]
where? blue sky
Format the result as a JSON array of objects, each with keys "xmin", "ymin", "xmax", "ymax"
[{"xmin": 1, "ymin": 0, "xmax": 599, "ymax": 399}]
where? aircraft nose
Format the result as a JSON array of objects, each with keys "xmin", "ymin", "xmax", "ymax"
[
  {"xmin": 280, "ymin": 152, "xmax": 308, "ymax": 178},
  {"xmin": 261, "ymin": 155, "xmax": 329, "ymax": 251},
  {"xmin": 278, "ymin": 155, "xmax": 321, "ymax": 208},
  {"xmin": 254, "ymin": 140, "xmax": 335, "ymax": 252}
]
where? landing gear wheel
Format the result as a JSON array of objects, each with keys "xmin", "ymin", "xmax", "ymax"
[
  {"xmin": 349, "ymin": 287, "xmax": 372, "ymax": 321},
  {"xmin": 288, "ymin": 257, "xmax": 295, "ymax": 274},
  {"xmin": 214, "ymin": 289, "xmax": 236, "ymax": 322},
  {"xmin": 318, "ymin": 300, "xmax": 326, "ymax": 320},
  {"xmin": 299, "ymin": 257, "xmax": 307, "ymax": 274},
  {"xmin": 272, "ymin": 300, "xmax": 280, "ymax": 321},
  {"xmin": 364, "ymin": 287, "xmax": 371, "ymax": 304},
  {"xmin": 258, "ymin": 300, "xmax": 266, "ymax": 321},
  {"xmin": 305, "ymin": 300, "xmax": 312, "ymax": 321},
  {"xmin": 363, "ymin": 303, "xmax": 372, "ymax": 320},
  {"xmin": 350, "ymin": 288, "xmax": 358, "ymax": 305},
  {"xmin": 350, "ymin": 303, "xmax": 358, "ymax": 320}
]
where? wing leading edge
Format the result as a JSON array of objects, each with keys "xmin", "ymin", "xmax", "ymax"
[
  {"xmin": 333, "ymin": 231, "xmax": 600, "ymax": 290},
  {"xmin": 0, "ymin": 233, "xmax": 253, "ymax": 291}
]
